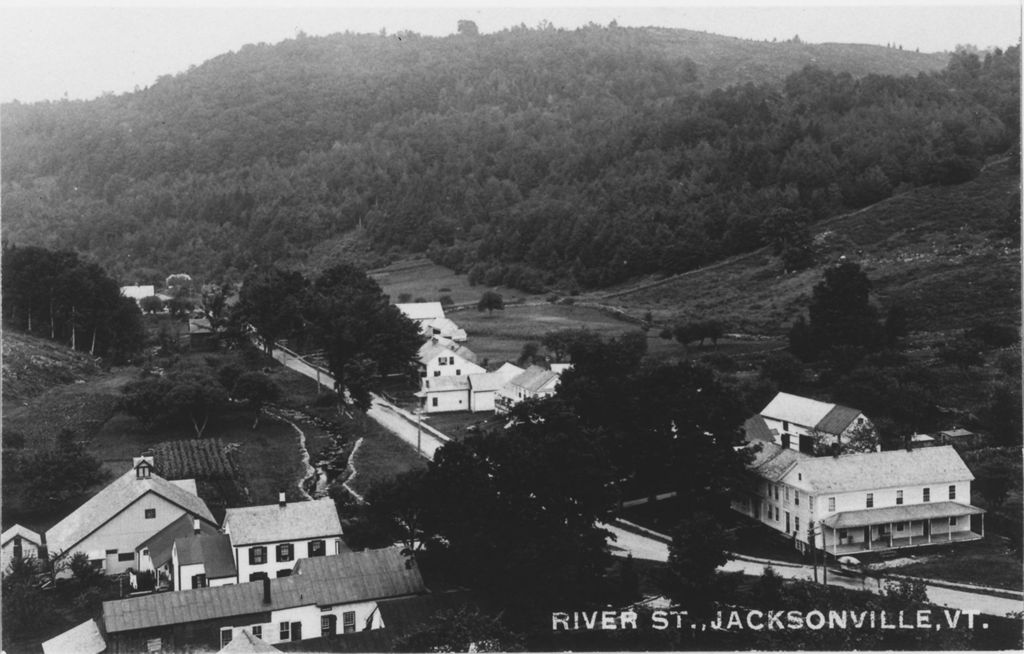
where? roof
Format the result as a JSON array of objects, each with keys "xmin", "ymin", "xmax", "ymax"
[
  {"xmin": 46, "ymin": 467, "xmax": 215, "ymax": 556},
  {"xmin": 940, "ymin": 428, "xmax": 975, "ymax": 438},
  {"xmin": 170, "ymin": 478, "xmax": 198, "ymax": 495},
  {"xmin": 821, "ymin": 501, "xmax": 985, "ymax": 529},
  {"xmin": 746, "ymin": 441, "xmax": 810, "ymax": 482},
  {"xmin": 103, "ymin": 548, "xmax": 426, "ymax": 633},
  {"xmin": 469, "ymin": 363, "xmax": 524, "ymax": 393},
  {"xmin": 508, "ymin": 366, "xmax": 559, "ymax": 393},
  {"xmin": 743, "ymin": 415, "xmax": 776, "ymax": 443},
  {"xmin": 137, "ymin": 514, "xmax": 220, "ymax": 569},
  {"xmin": 790, "ymin": 445, "xmax": 974, "ymax": 494},
  {"xmin": 1, "ymin": 524, "xmax": 43, "ymax": 547},
  {"xmin": 222, "ymin": 497, "xmax": 342, "ymax": 545},
  {"xmin": 815, "ymin": 405, "xmax": 864, "ymax": 435},
  {"xmin": 220, "ymin": 629, "xmax": 281, "ymax": 653},
  {"xmin": 396, "ymin": 302, "xmax": 445, "ymax": 321},
  {"xmin": 120, "ymin": 285, "xmax": 155, "ymax": 300},
  {"xmin": 417, "ymin": 339, "xmax": 479, "ymax": 365},
  {"xmin": 189, "ymin": 317, "xmax": 215, "ymax": 334},
  {"xmin": 421, "ymin": 376, "xmax": 471, "ymax": 392},
  {"xmin": 426, "ymin": 317, "xmax": 465, "ymax": 335},
  {"xmin": 174, "ymin": 533, "xmax": 237, "ymax": 579},
  {"xmin": 42, "ymin": 619, "xmax": 106, "ymax": 654}
]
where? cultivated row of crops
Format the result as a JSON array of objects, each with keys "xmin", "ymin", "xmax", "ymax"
[{"xmin": 152, "ymin": 438, "xmax": 241, "ymax": 480}]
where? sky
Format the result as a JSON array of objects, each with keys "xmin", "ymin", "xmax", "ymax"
[{"xmin": 0, "ymin": 1, "xmax": 1021, "ymax": 103}]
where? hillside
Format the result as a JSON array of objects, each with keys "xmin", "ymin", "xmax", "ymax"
[
  {"xmin": 3, "ymin": 26, "xmax": 1015, "ymax": 291},
  {"xmin": 2, "ymin": 330, "xmax": 102, "ymax": 404},
  {"xmin": 599, "ymin": 157, "xmax": 1021, "ymax": 334}
]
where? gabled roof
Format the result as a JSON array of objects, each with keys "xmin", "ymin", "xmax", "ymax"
[
  {"xmin": 1, "ymin": 524, "xmax": 43, "ymax": 548},
  {"xmin": 743, "ymin": 415, "xmax": 776, "ymax": 443},
  {"xmin": 425, "ymin": 317, "xmax": 465, "ymax": 335},
  {"xmin": 103, "ymin": 548, "xmax": 425, "ymax": 633},
  {"xmin": 137, "ymin": 513, "xmax": 220, "ymax": 569},
  {"xmin": 507, "ymin": 366, "xmax": 559, "ymax": 393},
  {"xmin": 396, "ymin": 302, "xmax": 445, "ymax": 321},
  {"xmin": 175, "ymin": 533, "xmax": 236, "ymax": 579},
  {"xmin": 788, "ymin": 445, "xmax": 974, "ymax": 494},
  {"xmin": 222, "ymin": 497, "xmax": 342, "ymax": 546},
  {"xmin": 745, "ymin": 441, "xmax": 810, "ymax": 482},
  {"xmin": 760, "ymin": 392, "xmax": 863, "ymax": 434},
  {"xmin": 220, "ymin": 629, "xmax": 281, "ymax": 653},
  {"xmin": 42, "ymin": 619, "xmax": 106, "ymax": 654},
  {"xmin": 418, "ymin": 339, "xmax": 479, "ymax": 365},
  {"xmin": 46, "ymin": 468, "xmax": 215, "ymax": 556},
  {"xmin": 469, "ymin": 363, "xmax": 524, "ymax": 393},
  {"xmin": 821, "ymin": 501, "xmax": 984, "ymax": 529}
]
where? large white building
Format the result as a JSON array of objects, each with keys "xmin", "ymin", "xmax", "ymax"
[
  {"xmin": 222, "ymin": 496, "xmax": 345, "ymax": 583},
  {"xmin": 758, "ymin": 392, "xmax": 875, "ymax": 453},
  {"xmin": 494, "ymin": 365, "xmax": 561, "ymax": 414},
  {"xmin": 734, "ymin": 443, "xmax": 984, "ymax": 555}
]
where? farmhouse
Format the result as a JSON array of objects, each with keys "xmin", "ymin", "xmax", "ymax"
[
  {"xmin": 494, "ymin": 365, "xmax": 561, "ymax": 414},
  {"xmin": 101, "ymin": 547, "xmax": 426, "ymax": 651},
  {"xmin": 1, "ymin": 524, "xmax": 44, "ymax": 571},
  {"xmin": 45, "ymin": 457, "xmax": 216, "ymax": 576},
  {"xmin": 222, "ymin": 495, "xmax": 345, "ymax": 583},
  {"xmin": 468, "ymin": 363, "xmax": 525, "ymax": 412},
  {"xmin": 417, "ymin": 375, "xmax": 472, "ymax": 413},
  {"xmin": 733, "ymin": 443, "xmax": 984, "ymax": 554},
  {"xmin": 136, "ymin": 514, "xmax": 221, "ymax": 590},
  {"xmin": 758, "ymin": 392, "xmax": 875, "ymax": 453},
  {"xmin": 418, "ymin": 339, "xmax": 485, "ymax": 380}
]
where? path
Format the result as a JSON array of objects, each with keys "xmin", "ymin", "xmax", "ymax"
[{"xmin": 606, "ymin": 522, "xmax": 1024, "ymax": 617}]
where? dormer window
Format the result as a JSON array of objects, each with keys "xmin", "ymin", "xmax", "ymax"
[{"xmin": 136, "ymin": 462, "xmax": 152, "ymax": 479}]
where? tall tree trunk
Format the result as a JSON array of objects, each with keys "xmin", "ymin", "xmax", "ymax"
[
  {"xmin": 90, "ymin": 327, "xmax": 98, "ymax": 356},
  {"xmin": 71, "ymin": 306, "xmax": 76, "ymax": 350},
  {"xmin": 49, "ymin": 296, "xmax": 55, "ymax": 340},
  {"xmin": 27, "ymin": 307, "xmax": 32, "ymax": 333}
]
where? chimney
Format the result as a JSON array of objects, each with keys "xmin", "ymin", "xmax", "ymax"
[
  {"xmin": 193, "ymin": 518, "xmax": 201, "ymax": 535},
  {"xmin": 262, "ymin": 576, "xmax": 272, "ymax": 604},
  {"xmin": 278, "ymin": 492, "xmax": 287, "ymax": 507}
]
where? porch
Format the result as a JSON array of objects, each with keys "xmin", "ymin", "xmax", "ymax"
[
  {"xmin": 827, "ymin": 528, "xmax": 983, "ymax": 556},
  {"xmin": 820, "ymin": 501, "xmax": 985, "ymax": 556}
]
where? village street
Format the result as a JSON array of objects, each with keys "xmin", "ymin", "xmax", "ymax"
[{"xmin": 263, "ymin": 335, "xmax": 1023, "ymax": 620}]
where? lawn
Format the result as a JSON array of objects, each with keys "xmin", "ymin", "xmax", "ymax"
[
  {"xmin": 881, "ymin": 535, "xmax": 1023, "ymax": 591},
  {"xmin": 418, "ymin": 410, "xmax": 502, "ymax": 441},
  {"xmin": 346, "ymin": 413, "xmax": 428, "ymax": 498},
  {"xmin": 371, "ymin": 259, "xmax": 537, "ymax": 307}
]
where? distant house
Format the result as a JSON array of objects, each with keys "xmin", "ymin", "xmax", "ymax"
[
  {"xmin": 423, "ymin": 317, "xmax": 467, "ymax": 342},
  {"xmin": 417, "ymin": 339, "xmax": 485, "ymax": 380},
  {"xmin": 120, "ymin": 285, "xmax": 156, "ymax": 305},
  {"xmin": 396, "ymin": 302, "xmax": 446, "ymax": 334},
  {"xmin": 494, "ymin": 366, "xmax": 561, "ymax": 414},
  {"xmin": 733, "ymin": 443, "xmax": 984, "ymax": 555},
  {"xmin": 468, "ymin": 363, "xmax": 524, "ymax": 413},
  {"xmin": 135, "ymin": 514, "xmax": 220, "ymax": 590},
  {"xmin": 220, "ymin": 628, "xmax": 281, "ymax": 653},
  {"xmin": 173, "ymin": 531, "xmax": 238, "ymax": 591},
  {"xmin": 222, "ymin": 495, "xmax": 345, "ymax": 583},
  {"xmin": 101, "ymin": 547, "xmax": 426, "ymax": 651},
  {"xmin": 759, "ymin": 392, "xmax": 874, "ymax": 453},
  {"xmin": 1, "ymin": 524, "xmax": 44, "ymax": 571},
  {"xmin": 45, "ymin": 457, "xmax": 216, "ymax": 576},
  {"xmin": 41, "ymin": 618, "xmax": 107, "ymax": 654},
  {"xmin": 417, "ymin": 375, "xmax": 472, "ymax": 413},
  {"xmin": 188, "ymin": 316, "xmax": 219, "ymax": 351},
  {"xmin": 937, "ymin": 428, "xmax": 981, "ymax": 447}
]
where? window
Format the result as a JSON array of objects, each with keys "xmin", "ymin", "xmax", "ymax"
[
  {"xmin": 896, "ymin": 523, "xmax": 905, "ymax": 532},
  {"xmin": 12, "ymin": 537, "xmax": 21, "ymax": 560},
  {"xmin": 774, "ymin": 507, "xmax": 779, "ymax": 521},
  {"xmin": 251, "ymin": 626, "xmax": 262, "ymax": 640},
  {"xmin": 923, "ymin": 488, "xmax": 931, "ymax": 502},
  {"xmin": 343, "ymin": 611, "xmax": 356, "ymax": 634},
  {"xmin": 249, "ymin": 546, "xmax": 266, "ymax": 565},
  {"xmin": 220, "ymin": 628, "xmax": 233, "ymax": 648},
  {"xmin": 838, "ymin": 529, "xmax": 848, "ymax": 539},
  {"xmin": 249, "ymin": 572, "xmax": 267, "ymax": 582},
  {"xmin": 276, "ymin": 543, "xmax": 294, "ymax": 562},
  {"xmin": 896, "ymin": 490, "xmax": 904, "ymax": 505},
  {"xmin": 106, "ymin": 549, "xmax": 118, "ymax": 555},
  {"xmin": 785, "ymin": 487, "xmax": 790, "ymax": 502},
  {"xmin": 308, "ymin": 540, "xmax": 325, "ymax": 557},
  {"xmin": 798, "ymin": 473, "xmax": 802, "ymax": 481},
  {"xmin": 795, "ymin": 491, "xmax": 800, "ymax": 506},
  {"xmin": 828, "ymin": 497, "xmax": 836, "ymax": 512},
  {"xmin": 432, "ymin": 397, "xmax": 438, "ymax": 407},
  {"xmin": 774, "ymin": 486, "xmax": 779, "ymax": 500},
  {"xmin": 118, "ymin": 552, "xmax": 135, "ymax": 562},
  {"xmin": 136, "ymin": 463, "xmax": 151, "ymax": 479},
  {"xmin": 949, "ymin": 485, "xmax": 956, "ymax": 500},
  {"xmin": 866, "ymin": 493, "xmax": 874, "ymax": 508},
  {"xmin": 795, "ymin": 516, "xmax": 800, "ymax": 534},
  {"xmin": 277, "ymin": 569, "xmax": 292, "ymax": 578},
  {"xmin": 949, "ymin": 516, "xmax": 958, "ymax": 526},
  {"xmin": 192, "ymin": 573, "xmax": 207, "ymax": 588},
  {"xmin": 433, "ymin": 370, "xmax": 440, "ymax": 377},
  {"xmin": 455, "ymin": 369, "xmax": 461, "ymax": 375},
  {"xmin": 279, "ymin": 622, "xmax": 290, "ymax": 641},
  {"xmin": 144, "ymin": 508, "xmax": 156, "ymax": 519},
  {"xmin": 782, "ymin": 421, "xmax": 789, "ymax": 431}
]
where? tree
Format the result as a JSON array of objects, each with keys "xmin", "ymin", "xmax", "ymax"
[
  {"xmin": 166, "ymin": 295, "xmax": 194, "ymax": 319},
  {"xmin": 760, "ymin": 351, "xmax": 804, "ymax": 388},
  {"xmin": 4, "ymin": 437, "xmax": 109, "ymax": 511},
  {"xmin": 664, "ymin": 511, "xmax": 733, "ymax": 619},
  {"xmin": 457, "ymin": 20, "xmax": 480, "ymax": 37},
  {"xmin": 120, "ymin": 376, "xmax": 176, "ymax": 426},
  {"xmin": 233, "ymin": 267, "xmax": 308, "ymax": 353},
  {"xmin": 139, "ymin": 295, "xmax": 164, "ymax": 314},
  {"xmin": 477, "ymin": 290, "xmax": 504, "ymax": 314},
  {"xmin": 394, "ymin": 606, "xmax": 524, "ymax": 653},
  {"xmin": 2, "ymin": 555, "xmax": 53, "ymax": 640},
  {"xmin": 517, "ymin": 341, "xmax": 540, "ymax": 366},
  {"xmin": 791, "ymin": 261, "xmax": 885, "ymax": 360},
  {"xmin": 985, "ymin": 383, "xmax": 1022, "ymax": 446},
  {"xmin": 231, "ymin": 371, "xmax": 281, "ymax": 429},
  {"xmin": 164, "ymin": 369, "xmax": 228, "ymax": 437},
  {"xmin": 973, "ymin": 459, "xmax": 1016, "ymax": 511},
  {"xmin": 364, "ymin": 469, "xmax": 431, "ymax": 555},
  {"xmin": 541, "ymin": 327, "xmax": 602, "ymax": 362}
]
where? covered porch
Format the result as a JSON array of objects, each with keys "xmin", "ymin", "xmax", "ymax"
[{"xmin": 821, "ymin": 501, "xmax": 985, "ymax": 556}]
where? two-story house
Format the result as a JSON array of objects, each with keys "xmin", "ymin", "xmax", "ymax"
[
  {"xmin": 136, "ymin": 514, "xmax": 221, "ymax": 590},
  {"xmin": 45, "ymin": 457, "xmax": 216, "ymax": 576},
  {"xmin": 734, "ymin": 442, "xmax": 984, "ymax": 554},
  {"xmin": 101, "ymin": 547, "xmax": 426, "ymax": 652},
  {"xmin": 418, "ymin": 339, "xmax": 485, "ymax": 381},
  {"xmin": 759, "ymin": 392, "xmax": 875, "ymax": 453},
  {"xmin": 172, "ymin": 531, "xmax": 237, "ymax": 590},
  {"xmin": 494, "ymin": 366, "xmax": 561, "ymax": 414},
  {"xmin": 222, "ymin": 495, "xmax": 345, "ymax": 583},
  {"xmin": 1, "ymin": 524, "xmax": 44, "ymax": 571}
]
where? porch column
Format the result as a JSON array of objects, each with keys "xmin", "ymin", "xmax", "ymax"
[
  {"xmin": 889, "ymin": 522, "xmax": 893, "ymax": 548},
  {"xmin": 948, "ymin": 517, "xmax": 952, "ymax": 542},
  {"xmin": 866, "ymin": 526, "xmax": 871, "ymax": 550},
  {"xmin": 981, "ymin": 513, "xmax": 985, "ymax": 538},
  {"xmin": 928, "ymin": 520, "xmax": 932, "ymax": 544},
  {"xmin": 833, "ymin": 528, "xmax": 837, "ymax": 556},
  {"xmin": 908, "ymin": 522, "xmax": 912, "ymax": 546}
]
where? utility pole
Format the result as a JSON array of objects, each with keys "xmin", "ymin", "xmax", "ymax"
[
  {"xmin": 416, "ymin": 407, "xmax": 422, "ymax": 456},
  {"xmin": 808, "ymin": 521, "xmax": 818, "ymax": 584}
]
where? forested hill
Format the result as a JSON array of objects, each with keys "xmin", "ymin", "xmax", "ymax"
[{"xmin": 1, "ymin": 24, "xmax": 1018, "ymax": 290}]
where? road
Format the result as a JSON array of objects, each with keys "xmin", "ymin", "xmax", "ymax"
[{"xmin": 605, "ymin": 523, "xmax": 1024, "ymax": 617}]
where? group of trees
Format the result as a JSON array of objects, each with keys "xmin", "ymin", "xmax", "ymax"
[
  {"xmin": 2, "ymin": 429, "xmax": 109, "ymax": 513},
  {"xmin": 1, "ymin": 244, "xmax": 144, "ymax": 362},
  {"xmin": 233, "ymin": 264, "xmax": 423, "ymax": 410},
  {"xmin": 2, "ymin": 26, "xmax": 1017, "ymax": 291}
]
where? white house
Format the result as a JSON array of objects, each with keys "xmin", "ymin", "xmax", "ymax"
[
  {"xmin": 45, "ymin": 457, "xmax": 216, "ymax": 576},
  {"xmin": 468, "ymin": 363, "xmax": 525, "ymax": 413},
  {"xmin": 759, "ymin": 392, "xmax": 875, "ymax": 453},
  {"xmin": 1, "ymin": 524, "xmax": 44, "ymax": 571},
  {"xmin": 396, "ymin": 302, "xmax": 446, "ymax": 333},
  {"xmin": 173, "ymin": 531, "xmax": 238, "ymax": 590},
  {"xmin": 418, "ymin": 339, "xmax": 485, "ymax": 380},
  {"xmin": 136, "ymin": 513, "xmax": 221, "ymax": 590},
  {"xmin": 424, "ymin": 317, "xmax": 467, "ymax": 342},
  {"xmin": 494, "ymin": 366, "xmax": 561, "ymax": 414},
  {"xmin": 418, "ymin": 375, "xmax": 472, "ymax": 413},
  {"xmin": 102, "ymin": 547, "xmax": 426, "ymax": 651},
  {"xmin": 222, "ymin": 495, "xmax": 345, "ymax": 583},
  {"xmin": 733, "ymin": 443, "xmax": 984, "ymax": 555},
  {"xmin": 120, "ymin": 285, "xmax": 156, "ymax": 304}
]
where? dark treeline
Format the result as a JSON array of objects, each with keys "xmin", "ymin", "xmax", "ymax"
[
  {"xmin": 1, "ymin": 244, "xmax": 144, "ymax": 362},
  {"xmin": 1, "ymin": 25, "xmax": 1018, "ymax": 289}
]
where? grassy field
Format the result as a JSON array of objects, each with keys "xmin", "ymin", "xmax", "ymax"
[
  {"xmin": 881, "ymin": 535, "xmax": 1023, "ymax": 591},
  {"xmin": 370, "ymin": 259, "xmax": 537, "ymax": 307},
  {"xmin": 346, "ymin": 414, "xmax": 428, "ymax": 498}
]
